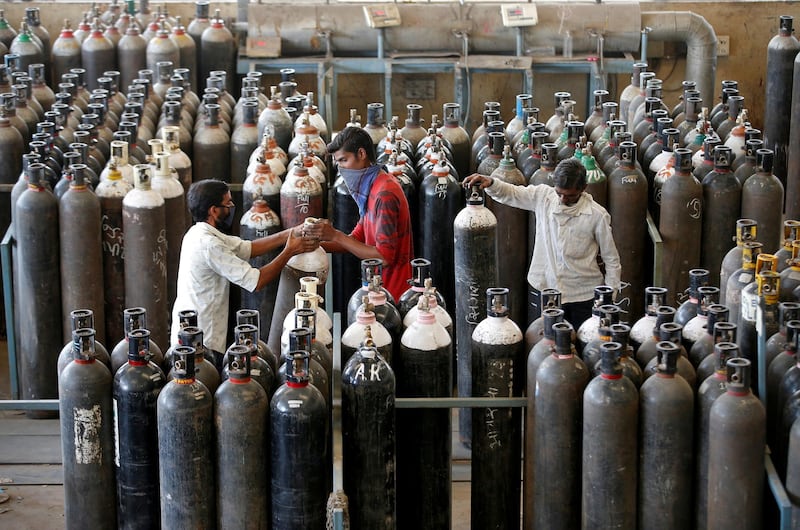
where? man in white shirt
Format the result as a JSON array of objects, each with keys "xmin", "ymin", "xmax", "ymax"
[
  {"xmin": 170, "ymin": 179, "xmax": 321, "ymax": 363},
  {"xmin": 463, "ymin": 158, "xmax": 621, "ymax": 328}
]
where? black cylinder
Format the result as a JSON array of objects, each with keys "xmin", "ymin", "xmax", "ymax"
[
  {"xmin": 637, "ymin": 341, "xmax": 694, "ymax": 529},
  {"xmin": 58, "ymin": 328, "xmax": 117, "ymax": 529},
  {"xmin": 470, "ymin": 288, "xmax": 523, "ymax": 529},
  {"xmin": 397, "ymin": 302, "xmax": 452, "ymax": 529},
  {"xmin": 113, "ymin": 328, "xmax": 165, "ymax": 529},
  {"xmin": 707, "ymin": 358, "xmax": 766, "ymax": 529},
  {"xmin": 341, "ymin": 344, "xmax": 396, "ymax": 530},
  {"xmin": 157, "ymin": 345, "xmax": 215, "ymax": 529},
  {"xmin": 582, "ymin": 341, "xmax": 638, "ymax": 529},
  {"xmin": 17, "ymin": 162, "xmax": 61, "ymax": 417},
  {"xmin": 532, "ymin": 321, "xmax": 588, "ymax": 529},
  {"xmin": 270, "ymin": 351, "xmax": 329, "ymax": 530},
  {"xmin": 764, "ymin": 15, "xmax": 799, "ymax": 190},
  {"xmin": 215, "ymin": 345, "xmax": 270, "ymax": 529}
]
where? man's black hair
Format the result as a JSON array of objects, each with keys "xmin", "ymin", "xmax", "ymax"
[
  {"xmin": 187, "ymin": 179, "xmax": 229, "ymax": 223},
  {"xmin": 326, "ymin": 126, "xmax": 376, "ymax": 163},
  {"xmin": 552, "ymin": 158, "xmax": 588, "ymax": 190}
]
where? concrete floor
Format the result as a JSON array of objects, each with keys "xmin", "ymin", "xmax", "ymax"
[{"xmin": 0, "ymin": 340, "xmax": 479, "ymax": 529}]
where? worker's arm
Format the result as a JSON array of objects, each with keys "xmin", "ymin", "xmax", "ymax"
[{"xmin": 319, "ymin": 230, "xmax": 384, "ymax": 261}]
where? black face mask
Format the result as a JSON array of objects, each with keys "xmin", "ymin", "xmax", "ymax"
[{"xmin": 218, "ymin": 205, "xmax": 235, "ymax": 234}]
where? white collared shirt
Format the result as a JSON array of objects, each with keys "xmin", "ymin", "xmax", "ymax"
[
  {"xmin": 485, "ymin": 179, "xmax": 621, "ymax": 303},
  {"xmin": 170, "ymin": 222, "xmax": 260, "ymax": 353}
]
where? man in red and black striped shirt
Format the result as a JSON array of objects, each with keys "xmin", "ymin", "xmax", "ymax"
[{"xmin": 319, "ymin": 127, "xmax": 413, "ymax": 300}]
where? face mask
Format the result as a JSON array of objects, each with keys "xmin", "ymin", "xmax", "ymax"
[{"xmin": 218, "ymin": 205, "xmax": 235, "ymax": 234}]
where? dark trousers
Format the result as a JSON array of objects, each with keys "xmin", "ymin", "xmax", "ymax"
[{"xmin": 530, "ymin": 286, "xmax": 594, "ymax": 330}]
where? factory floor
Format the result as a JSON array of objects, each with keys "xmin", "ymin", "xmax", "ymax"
[{"xmin": 0, "ymin": 340, "xmax": 478, "ymax": 529}]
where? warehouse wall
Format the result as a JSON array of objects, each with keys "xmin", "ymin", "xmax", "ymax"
[{"xmin": 0, "ymin": 1, "xmax": 793, "ymax": 132}]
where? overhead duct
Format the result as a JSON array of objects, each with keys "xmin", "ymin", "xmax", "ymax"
[{"xmin": 641, "ymin": 11, "xmax": 717, "ymax": 108}]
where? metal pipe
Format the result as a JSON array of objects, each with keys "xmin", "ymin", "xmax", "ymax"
[{"xmin": 641, "ymin": 11, "xmax": 717, "ymax": 108}]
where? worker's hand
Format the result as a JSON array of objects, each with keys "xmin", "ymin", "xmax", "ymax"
[
  {"xmin": 309, "ymin": 218, "xmax": 338, "ymax": 242},
  {"xmin": 462, "ymin": 173, "xmax": 493, "ymax": 190},
  {"xmin": 285, "ymin": 228, "xmax": 319, "ymax": 256}
]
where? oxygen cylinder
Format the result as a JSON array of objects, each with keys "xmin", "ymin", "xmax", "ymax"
[
  {"xmin": 642, "ymin": 323, "xmax": 697, "ymax": 388},
  {"xmin": 582, "ymin": 342, "xmax": 638, "ymax": 529},
  {"xmin": 576, "ymin": 286, "xmax": 615, "ymax": 350},
  {"xmin": 470, "ymin": 288, "xmax": 523, "ymax": 529},
  {"xmin": 776, "ymin": 220, "xmax": 800, "ymax": 272},
  {"xmin": 676, "ymin": 268, "xmax": 710, "ymax": 327},
  {"xmin": 113, "ymin": 328, "xmax": 165, "ymax": 529},
  {"xmin": 0, "ymin": 105, "xmax": 23, "ymax": 182},
  {"xmin": 696, "ymin": 320, "xmax": 738, "ymax": 382},
  {"xmin": 95, "ymin": 160, "xmax": 132, "ymax": 344},
  {"xmin": 707, "ymin": 358, "xmax": 765, "ymax": 530},
  {"xmin": 170, "ymin": 17, "xmax": 195, "ymax": 86},
  {"xmin": 150, "ymin": 152, "xmax": 185, "ymax": 312},
  {"xmin": 581, "ymin": 304, "xmax": 621, "ymax": 371},
  {"xmin": 638, "ymin": 341, "xmax": 694, "ymax": 529},
  {"xmin": 230, "ymin": 99, "xmax": 259, "ymax": 184},
  {"xmin": 785, "ymin": 414, "xmax": 800, "ymax": 527},
  {"xmin": 187, "ymin": 0, "xmax": 210, "ymax": 88},
  {"xmin": 279, "ymin": 308, "xmax": 333, "ymax": 381},
  {"xmin": 529, "ymin": 321, "xmax": 587, "ymax": 530},
  {"xmin": 238, "ymin": 199, "xmax": 281, "ymax": 336},
  {"xmin": 199, "ymin": 11, "xmax": 235, "ymax": 93},
  {"xmin": 683, "ymin": 285, "xmax": 721, "ymax": 350},
  {"xmin": 59, "ymin": 163, "xmax": 105, "ymax": 344},
  {"xmin": 764, "ymin": 15, "xmax": 799, "ymax": 188},
  {"xmin": 437, "ymin": 102, "xmax": 469, "ymax": 178},
  {"xmin": 701, "ymin": 145, "xmax": 741, "ymax": 287},
  {"xmin": 271, "ymin": 351, "xmax": 328, "ymax": 530},
  {"xmin": 454, "ymin": 185, "xmax": 498, "ymax": 446},
  {"xmin": 352, "ymin": 282, "xmax": 402, "ymax": 357},
  {"xmin": 342, "ymin": 302, "xmax": 393, "ymax": 366},
  {"xmin": 244, "ymin": 150, "xmax": 284, "ymax": 210},
  {"xmin": 222, "ymin": 324, "xmax": 276, "ymax": 395},
  {"xmin": 738, "ymin": 260, "xmax": 780, "ymax": 396},
  {"xmin": 767, "ymin": 304, "xmax": 800, "ymax": 371},
  {"xmin": 609, "ymin": 323, "xmax": 643, "ymax": 386},
  {"xmin": 59, "ymin": 328, "xmax": 117, "ymax": 529},
  {"xmin": 689, "ymin": 303, "xmax": 730, "ymax": 367},
  {"xmin": 402, "ymin": 280, "xmax": 451, "ymax": 337},
  {"xmin": 258, "ymin": 88, "xmax": 293, "ymax": 154},
  {"xmin": 279, "ymin": 160, "xmax": 322, "ymax": 228},
  {"xmin": 524, "ymin": 289, "xmax": 563, "ymax": 351},
  {"xmin": 122, "ymin": 164, "xmax": 168, "ymax": 348},
  {"xmin": 111, "ymin": 307, "xmax": 164, "ymax": 373},
  {"xmin": 742, "ymin": 149, "xmax": 784, "ymax": 255},
  {"xmin": 417, "ymin": 158, "xmax": 460, "ymax": 312},
  {"xmin": 81, "ymin": 20, "xmax": 115, "ymax": 91},
  {"xmin": 16, "ymin": 162, "xmax": 61, "ymax": 417},
  {"xmin": 396, "ymin": 299, "xmax": 452, "ymax": 530},
  {"xmin": 215, "ymin": 346, "xmax": 270, "ymax": 529},
  {"xmin": 523, "ymin": 308, "xmax": 564, "ymax": 527},
  {"xmin": 619, "ymin": 63, "xmax": 647, "ymax": 124},
  {"xmin": 341, "ymin": 343, "xmax": 396, "ymax": 530},
  {"xmin": 231, "ymin": 309, "xmax": 277, "ymax": 374},
  {"xmin": 720, "ymin": 219, "xmax": 758, "ymax": 305},
  {"xmin": 400, "ymin": 103, "xmax": 426, "ymax": 150},
  {"xmin": 630, "ymin": 287, "xmax": 669, "ymax": 351},
  {"xmin": 276, "ymin": 328, "xmax": 330, "ymax": 408},
  {"xmin": 52, "ymin": 20, "xmax": 82, "ymax": 89},
  {"xmin": 734, "ymin": 132, "xmax": 761, "ymax": 181},
  {"xmin": 117, "ymin": 25, "xmax": 147, "ymax": 92},
  {"xmin": 726, "ymin": 241, "xmax": 762, "ymax": 326},
  {"xmin": 168, "ymin": 326, "xmax": 220, "ymax": 393},
  {"xmin": 398, "ymin": 257, "xmax": 444, "ymax": 317},
  {"xmin": 486, "ymin": 146, "xmax": 528, "ymax": 327},
  {"xmin": 695, "ymin": 341, "xmax": 740, "ymax": 530},
  {"xmin": 0, "ymin": 11, "xmax": 17, "ymax": 50},
  {"xmin": 193, "ymin": 103, "xmax": 230, "ymax": 182},
  {"xmin": 347, "ymin": 259, "xmax": 395, "ymax": 324},
  {"xmin": 267, "ymin": 238, "xmax": 329, "ymax": 357},
  {"xmin": 10, "ymin": 25, "xmax": 45, "ymax": 77},
  {"xmin": 635, "ymin": 306, "xmax": 676, "ymax": 370},
  {"xmin": 157, "ymin": 345, "xmax": 215, "ymax": 528},
  {"xmin": 607, "ymin": 141, "xmax": 648, "ymax": 320},
  {"xmin": 57, "ymin": 309, "xmax": 111, "ymax": 375}
]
